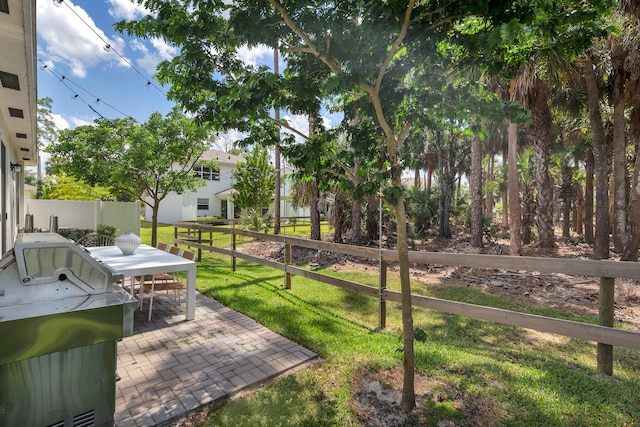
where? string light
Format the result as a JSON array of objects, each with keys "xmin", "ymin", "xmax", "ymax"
[
  {"xmin": 38, "ymin": 58, "xmax": 134, "ymax": 120},
  {"xmin": 55, "ymin": 0, "xmax": 166, "ymax": 95}
]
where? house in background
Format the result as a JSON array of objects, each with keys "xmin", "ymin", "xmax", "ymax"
[
  {"xmin": 0, "ymin": 0, "xmax": 37, "ymax": 255},
  {"xmin": 146, "ymin": 148, "xmax": 309, "ymax": 225}
]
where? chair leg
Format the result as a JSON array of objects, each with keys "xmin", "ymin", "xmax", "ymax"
[
  {"xmin": 138, "ymin": 277, "xmax": 144, "ymax": 310},
  {"xmin": 148, "ymin": 280, "xmax": 155, "ymax": 321}
]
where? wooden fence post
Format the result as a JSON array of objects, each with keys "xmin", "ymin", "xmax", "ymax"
[
  {"xmin": 174, "ymin": 224, "xmax": 178, "ymax": 246},
  {"xmin": 197, "ymin": 229, "xmax": 202, "ymax": 261},
  {"xmin": 378, "ymin": 259, "xmax": 387, "ymax": 330},
  {"xmin": 285, "ymin": 243, "xmax": 292, "ymax": 290},
  {"xmin": 597, "ymin": 276, "xmax": 615, "ymax": 375},
  {"xmin": 232, "ymin": 232, "xmax": 237, "ymax": 271}
]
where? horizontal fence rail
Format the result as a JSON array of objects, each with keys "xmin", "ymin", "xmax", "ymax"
[{"xmin": 174, "ymin": 221, "xmax": 640, "ymax": 356}]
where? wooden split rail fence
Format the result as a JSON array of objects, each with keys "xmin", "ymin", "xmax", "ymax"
[{"xmin": 174, "ymin": 220, "xmax": 640, "ymax": 373}]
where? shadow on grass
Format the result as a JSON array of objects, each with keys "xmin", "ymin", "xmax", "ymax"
[
  {"xmin": 202, "ymin": 373, "xmax": 340, "ymax": 427},
  {"xmin": 411, "ymin": 307, "xmax": 640, "ymax": 426},
  {"xmin": 195, "ymin": 253, "xmax": 640, "ymax": 426}
]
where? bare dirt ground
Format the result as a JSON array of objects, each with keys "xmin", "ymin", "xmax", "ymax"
[
  {"xmin": 236, "ymin": 234, "xmax": 640, "ymax": 427},
  {"xmin": 240, "ymin": 235, "xmax": 640, "ymax": 332}
]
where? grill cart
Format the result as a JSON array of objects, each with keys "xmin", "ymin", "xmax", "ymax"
[{"xmin": 0, "ymin": 233, "xmax": 137, "ymax": 426}]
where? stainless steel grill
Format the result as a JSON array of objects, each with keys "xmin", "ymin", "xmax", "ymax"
[{"xmin": 0, "ymin": 233, "xmax": 137, "ymax": 426}]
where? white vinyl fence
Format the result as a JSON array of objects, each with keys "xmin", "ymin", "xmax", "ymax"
[{"xmin": 25, "ymin": 199, "xmax": 141, "ymax": 236}]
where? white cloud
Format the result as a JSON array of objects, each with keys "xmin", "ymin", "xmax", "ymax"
[
  {"xmin": 282, "ymin": 114, "xmax": 311, "ymax": 142},
  {"xmin": 51, "ymin": 113, "xmax": 70, "ymax": 131},
  {"xmin": 37, "ymin": 0, "xmax": 128, "ymax": 78},
  {"xmin": 106, "ymin": 0, "xmax": 149, "ymax": 20},
  {"xmin": 71, "ymin": 117, "xmax": 94, "ymax": 128},
  {"xmin": 130, "ymin": 38, "xmax": 178, "ymax": 75},
  {"xmin": 238, "ymin": 44, "xmax": 274, "ymax": 67},
  {"xmin": 151, "ymin": 38, "xmax": 178, "ymax": 60}
]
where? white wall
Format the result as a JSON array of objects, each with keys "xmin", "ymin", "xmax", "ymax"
[{"xmin": 25, "ymin": 199, "xmax": 140, "ymax": 236}]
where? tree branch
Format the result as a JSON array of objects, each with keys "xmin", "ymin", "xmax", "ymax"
[{"xmin": 268, "ymin": 0, "xmax": 343, "ymax": 75}]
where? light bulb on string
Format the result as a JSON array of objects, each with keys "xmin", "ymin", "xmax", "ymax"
[
  {"xmin": 71, "ymin": 94, "xmax": 79, "ymax": 100},
  {"xmin": 144, "ymin": 81, "xmax": 152, "ymax": 88},
  {"xmin": 53, "ymin": 0, "xmax": 63, "ymax": 7},
  {"xmin": 104, "ymin": 44, "xmax": 111, "ymax": 52}
]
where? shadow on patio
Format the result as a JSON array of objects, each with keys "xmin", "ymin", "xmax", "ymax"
[{"xmin": 115, "ymin": 291, "xmax": 317, "ymax": 426}]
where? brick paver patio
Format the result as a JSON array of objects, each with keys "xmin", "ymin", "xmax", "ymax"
[{"xmin": 114, "ymin": 291, "xmax": 317, "ymax": 426}]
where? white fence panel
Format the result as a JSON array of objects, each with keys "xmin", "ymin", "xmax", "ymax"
[{"xmin": 25, "ymin": 199, "xmax": 140, "ymax": 236}]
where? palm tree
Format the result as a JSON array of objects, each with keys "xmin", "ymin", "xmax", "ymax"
[{"xmin": 511, "ymin": 64, "xmax": 557, "ymax": 248}]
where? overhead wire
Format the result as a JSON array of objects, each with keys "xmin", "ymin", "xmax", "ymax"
[
  {"xmin": 53, "ymin": 0, "xmax": 166, "ymax": 95},
  {"xmin": 39, "ymin": 58, "xmax": 135, "ymax": 120}
]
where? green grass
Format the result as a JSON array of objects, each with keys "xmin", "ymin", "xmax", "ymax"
[{"xmin": 143, "ymin": 222, "xmax": 640, "ymax": 426}]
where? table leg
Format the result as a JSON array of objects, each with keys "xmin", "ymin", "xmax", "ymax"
[{"xmin": 186, "ymin": 267, "xmax": 196, "ymax": 320}]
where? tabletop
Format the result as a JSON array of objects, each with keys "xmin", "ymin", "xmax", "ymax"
[
  {"xmin": 87, "ymin": 244, "xmax": 195, "ymax": 276},
  {"xmin": 87, "ymin": 244, "xmax": 196, "ymax": 320}
]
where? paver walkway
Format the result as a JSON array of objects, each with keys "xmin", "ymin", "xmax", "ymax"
[{"xmin": 114, "ymin": 291, "xmax": 317, "ymax": 426}]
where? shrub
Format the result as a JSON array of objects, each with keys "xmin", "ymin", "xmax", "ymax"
[{"xmin": 97, "ymin": 224, "xmax": 117, "ymax": 238}]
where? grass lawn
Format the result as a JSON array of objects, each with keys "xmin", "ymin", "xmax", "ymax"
[{"xmin": 143, "ymin": 222, "xmax": 640, "ymax": 426}]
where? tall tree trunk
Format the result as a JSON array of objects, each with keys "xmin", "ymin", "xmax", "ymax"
[
  {"xmin": 151, "ymin": 201, "xmax": 160, "ymax": 248},
  {"xmin": 561, "ymin": 164, "xmax": 573, "ymax": 238},
  {"xmin": 310, "ymin": 177, "xmax": 321, "ymax": 241},
  {"xmin": 584, "ymin": 147, "xmax": 595, "ymax": 243},
  {"xmin": 584, "ymin": 56, "xmax": 614, "ymax": 376},
  {"xmin": 332, "ymin": 190, "xmax": 346, "ymax": 243},
  {"xmin": 574, "ymin": 180, "xmax": 584, "ymax": 235},
  {"xmin": 622, "ymin": 108, "xmax": 640, "ymax": 260},
  {"xmin": 585, "ymin": 58, "xmax": 610, "ymax": 260},
  {"xmin": 507, "ymin": 79, "xmax": 522, "ymax": 255},
  {"xmin": 470, "ymin": 134, "xmax": 483, "ymax": 247},
  {"xmin": 502, "ymin": 144, "xmax": 509, "ymax": 228},
  {"xmin": 485, "ymin": 152, "xmax": 494, "ymax": 216},
  {"xmin": 437, "ymin": 131, "xmax": 453, "ymax": 238},
  {"xmin": 388, "ymin": 167, "xmax": 415, "ymax": 412},
  {"xmin": 612, "ymin": 64, "xmax": 627, "ymax": 253},
  {"xmin": 273, "ymin": 47, "xmax": 281, "ymax": 235},
  {"xmin": 521, "ymin": 181, "xmax": 536, "ymax": 244},
  {"xmin": 530, "ymin": 78, "xmax": 556, "ymax": 248}
]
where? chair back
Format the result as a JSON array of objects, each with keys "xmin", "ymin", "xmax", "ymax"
[
  {"xmin": 156, "ymin": 242, "xmax": 168, "ymax": 251},
  {"xmin": 77, "ymin": 232, "xmax": 115, "ymax": 247},
  {"xmin": 181, "ymin": 250, "xmax": 196, "ymax": 261},
  {"xmin": 168, "ymin": 245, "xmax": 181, "ymax": 255}
]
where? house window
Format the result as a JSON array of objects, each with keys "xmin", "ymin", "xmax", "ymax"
[
  {"xmin": 192, "ymin": 164, "xmax": 220, "ymax": 181},
  {"xmin": 234, "ymin": 206, "xmax": 241, "ymax": 218},
  {"xmin": 221, "ymin": 200, "xmax": 228, "ymax": 219},
  {"xmin": 197, "ymin": 198, "xmax": 209, "ymax": 210},
  {"xmin": 261, "ymin": 207, "xmax": 269, "ymax": 216}
]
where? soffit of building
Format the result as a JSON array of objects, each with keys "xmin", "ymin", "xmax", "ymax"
[{"xmin": 0, "ymin": 0, "xmax": 37, "ymax": 166}]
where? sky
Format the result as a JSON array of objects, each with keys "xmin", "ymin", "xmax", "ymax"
[{"xmin": 36, "ymin": 0, "xmax": 327, "ymax": 149}]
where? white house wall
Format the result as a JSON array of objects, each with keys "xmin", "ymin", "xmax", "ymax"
[{"xmin": 145, "ymin": 155, "xmax": 309, "ymax": 225}]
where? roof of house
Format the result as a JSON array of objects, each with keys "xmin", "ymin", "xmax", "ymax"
[{"xmin": 199, "ymin": 149, "xmax": 245, "ymax": 166}]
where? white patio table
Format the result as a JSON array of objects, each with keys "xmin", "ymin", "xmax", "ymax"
[{"xmin": 87, "ymin": 244, "xmax": 196, "ymax": 321}]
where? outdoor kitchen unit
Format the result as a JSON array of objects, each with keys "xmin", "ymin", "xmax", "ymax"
[{"xmin": 0, "ymin": 233, "xmax": 137, "ymax": 426}]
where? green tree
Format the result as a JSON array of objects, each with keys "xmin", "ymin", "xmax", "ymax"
[
  {"xmin": 45, "ymin": 107, "xmax": 211, "ymax": 246},
  {"xmin": 232, "ymin": 144, "xmax": 276, "ymax": 214},
  {"xmin": 118, "ymin": 0, "xmax": 606, "ymax": 410},
  {"xmin": 37, "ymin": 97, "xmax": 59, "ymax": 198},
  {"xmin": 39, "ymin": 174, "xmax": 114, "ymax": 201}
]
